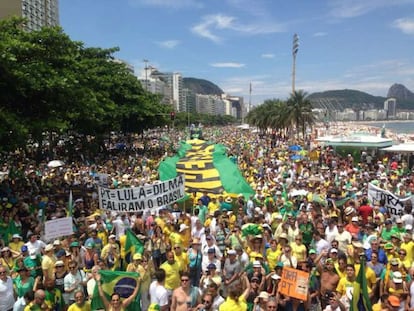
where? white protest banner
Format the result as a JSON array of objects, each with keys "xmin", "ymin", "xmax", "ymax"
[
  {"xmin": 367, "ymin": 183, "xmax": 413, "ymax": 220},
  {"xmin": 98, "ymin": 175, "xmax": 185, "ymax": 212},
  {"xmin": 44, "ymin": 217, "xmax": 73, "ymax": 241}
]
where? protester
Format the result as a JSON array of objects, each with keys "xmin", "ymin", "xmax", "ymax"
[{"xmin": 2, "ymin": 124, "xmax": 414, "ymax": 311}]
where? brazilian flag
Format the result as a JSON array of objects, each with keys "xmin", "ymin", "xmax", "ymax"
[
  {"xmin": 158, "ymin": 139, "xmax": 254, "ymax": 197},
  {"xmin": 92, "ymin": 270, "xmax": 141, "ymax": 311},
  {"xmin": 350, "ymin": 259, "xmax": 372, "ymax": 311},
  {"xmin": 125, "ymin": 229, "xmax": 144, "ymax": 256}
]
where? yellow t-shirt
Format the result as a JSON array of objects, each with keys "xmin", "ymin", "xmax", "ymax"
[
  {"xmin": 208, "ymin": 201, "xmax": 220, "ymax": 214},
  {"xmin": 355, "ymin": 264, "xmax": 376, "ymax": 290},
  {"xmin": 41, "ymin": 254, "xmax": 56, "ymax": 280},
  {"xmin": 401, "ymin": 241, "xmax": 414, "ymax": 262},
  {"xmin": 290, "ymin": 243, "xmax": 307, "ymax": 262},
  {"xmin": 160, "ymin": 261, "xmax": 180, "ymax": 290},
  {"xmin": 67, "ymin": 301, "xmax": 91, "ymax": 311},
  {"xmin": 169, "ymin": 232, "xmax": 183, "ymax": 247},
  {"xmin": 336, "ymin": 277, "xmax": 358, "ymax": 297},
  {"xmin": 334, "ymin": 264, "xmax": 346, "ymax": 280},
  {"xmin": 219, "ymin": 295, "xmax": 247, "ymax": 311},
  {"xmin": 266, "ymin": 249, "xmax": 281, "ymax": 270},
  {"xmin": 9, "ymin": 241, "xmax": 24, "ymax": 253},
  {"xmin": 174, "ymin": 251, "xmax": 189, "ymax": 272}
]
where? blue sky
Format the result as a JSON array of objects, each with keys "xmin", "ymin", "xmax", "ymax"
[{"xmin": 60, "ymin": 0, "xmax": 414, "ymax": 105}]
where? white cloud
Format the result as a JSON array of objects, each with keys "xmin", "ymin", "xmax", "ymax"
[
  {"xmin": 329, "ymin": 0, "xmax": 414, "ymax": 19},
  {"xmin": 191, "ymin": 14, "xmax": 235, "ymax": 43},
  {"xmin": 261, "ymin": 53, "xmax": 275, "ymax": 59},
  {"xmin": 313, "ymin": 32, "xmax": 327, "ymax": 37},
  {"xmin": 191, "ymin": 13, "xmax": 285, "ymax": 43},
  {"xmin": 393, "ymin": 18, "xmax": 414, "ymax": 35},
  {"xmin": 156, "ymin": 40, "xmax": 180, "ymax": 49},
  {"xmin": 128, "ymin": 0, "xmax": 203, "ymax": 9},
  {"xmin": 210, "ymin": 62, "xmax": 245, "ymax": 68}
]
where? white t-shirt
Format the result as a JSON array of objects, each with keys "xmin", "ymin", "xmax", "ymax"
[
  {"xmin": 149, "ymin": 281, "xmax": 169, "ymax": 307},
  {"xmin": 0, "ymin": 277, "xmax": 15, "ymax": 310},
  {"xmin": 64, "ymin": 270, "xmax": 86, "ymax": 301}
]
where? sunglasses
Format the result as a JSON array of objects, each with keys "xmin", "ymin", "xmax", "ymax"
[
  {"xmin": 69, "ymin": 266, "xmax": 76, "ymax": 269},
  {"xmin": 203, "ymin": 300, "xmax": 211, "ymax": 304},
  {"xmin": 181, "ymin": 279, "xmax": 190, "ymax": 282},
  {"xmin": 0, "ymin": 271, "xmax": 7, "ymax": 274},
  {"xmin": 56, "ymin": 265, "xmax": 64, "ymax": 268}
]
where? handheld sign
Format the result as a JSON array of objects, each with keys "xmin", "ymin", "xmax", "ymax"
[
  {"xmin": 278, "ymin": 267, "xmax": 309, "ymax": 301},
  {"xmin": 98, "ymin": 175, "xmax": 185, "ymax": 212},
  {"xmin": 44, "ymin": 217, "xmax": 74, "ymax": 241},
  {"xmin": 368, "ymin": 183, "xmax": 413, "ymax": 221}
]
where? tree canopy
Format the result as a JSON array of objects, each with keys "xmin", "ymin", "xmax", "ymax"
[
  {"xmin": 0, "ymin": 17, "xmax": 169, "ymax": 151},
  {"xmin": 245, "ymin": 90, "xmax": 315, "ymax": 137}
]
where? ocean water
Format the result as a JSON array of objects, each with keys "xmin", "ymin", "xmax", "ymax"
[{"xmin": 364, "ymin": 121, "xmax": 414, "ymax": 134}]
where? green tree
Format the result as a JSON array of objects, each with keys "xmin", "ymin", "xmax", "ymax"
[{"xmin": 286, "ymin": 90, "xmax": 315, "ymax": 138}]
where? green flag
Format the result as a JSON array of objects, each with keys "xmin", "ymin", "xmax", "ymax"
[
  {"xmin": 125, "ymin": 229, "xmax": 144, "ymax": 255},
  {"xmin": 350, "ymin": 260, "xmax": 372, "ymax": 311},
  {"xmin": 92, "ymin": 270, "xmax": 141, "ymax": 311},
  {"xmin": 158, "ymin": 139, "xmax": 254, "ymax": 197}
]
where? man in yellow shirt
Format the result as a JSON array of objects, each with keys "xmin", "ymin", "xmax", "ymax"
[
  {"xmin": 173, "ymin": 244, "xmax": 189, "ymax": 272},
  {"xmin": 42, "ymin": 244, "xmax": 56, "ymax": 282},
  {"xmin": 401, "ymin": 233, "xmax": 414, "ymax": 263},
  {"xmin": 336, "ymin": 264, "xmax": 357, "ymax": 298},
  {"xmin": 67, "ymin": 290, "xmax": 91, "ymax": 311},
  {"xmin": 160, "ymin": 251, "xmax": 181, "ymax": 294},
  {"xmin": 208, "ymin": 196, "xmax": 220, "ymax": 214}
]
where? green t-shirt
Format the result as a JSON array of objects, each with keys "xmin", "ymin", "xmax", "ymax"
[
  {"xmin": 14, "ymin": 275, "xmax": 35, "ymax": 297},
  {"xmin": 24, "ymin": 256, "xmax": 43, "ymax": 278}
]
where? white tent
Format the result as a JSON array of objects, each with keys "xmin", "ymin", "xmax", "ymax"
[{"xmin": 381, "ymin": 143, "xmax": 414, "ymax": 153}]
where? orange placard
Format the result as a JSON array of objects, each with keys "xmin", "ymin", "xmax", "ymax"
[{"xmin": 278, "ymin": 267, "xmax": 309, "ymax": 301}]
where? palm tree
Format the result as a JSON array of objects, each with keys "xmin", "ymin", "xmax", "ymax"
[{"xmin": 286, "ymin": 90, "xmax": 315, "ymax": 139}]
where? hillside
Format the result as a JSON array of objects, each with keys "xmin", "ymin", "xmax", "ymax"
[
  {"xmin": 308, "ymin": 89, "xmax": 386, "ymax": 110},
  {"xmin": 387, "ymin": 83, "xmax": 414, "ymax": 102},
  {"xmin": 183, "ymin": 77, "xmax": 224, "ymax": 95}
]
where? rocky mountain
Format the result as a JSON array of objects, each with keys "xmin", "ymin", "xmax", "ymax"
[
  {"xmin": 387, "ymin": 83, "xmax": 414, "ymax": 101},
  {"xmin": 309, "ymin": 85, "xmax": 414, "ymax": 110},
  {"xmin": 183, "ymin": 77, "xmax": 224, "ymax": 95},
  {"xmin": 308, "ymin": 89, "xmax": 386, "ymax": 110}
]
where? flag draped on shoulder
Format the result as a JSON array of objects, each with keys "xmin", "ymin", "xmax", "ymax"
[
  {"xmin": 125, "ymin": 228, "xmax": 144, "ymax": 255},
  {"xmin": 92, "ymin": 270, "xmax": 141, "ymax": 311},
  {"xmin": 350, "ymin": 261, "xmax": 372, "ymax": 311},
  {"xmin": 67, "ymin": 189, "xmax": 73, "ymax": 216}
]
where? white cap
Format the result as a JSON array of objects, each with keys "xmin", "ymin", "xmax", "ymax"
[
  {"xmin": 179, "ymin": 223, "xmax": 189, "ymax": 232},
  {"xmin": 227, "ymin": 249, "xmax": 237, "ymax": 255},
  {"xmin": 253, "ymin": 260, "xmax": 261, "ymax": 267}
]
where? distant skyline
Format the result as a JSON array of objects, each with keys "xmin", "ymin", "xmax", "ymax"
[{"xmin": 60, "ymin": 0, "xmax": 414, "ymax": 105}]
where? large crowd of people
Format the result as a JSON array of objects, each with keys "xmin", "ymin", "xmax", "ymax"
[{"xmin": 0, "ymin": 125, "xmax": 412, "ymax": 311}]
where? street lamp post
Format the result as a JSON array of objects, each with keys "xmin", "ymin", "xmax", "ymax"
[
  {"xmin": 292, "ymin": 34, "xmax": 299, "ymax": 93},
  {"xmin": 143, "ymin": 59, "xmax": 149, "ymax": 91}
]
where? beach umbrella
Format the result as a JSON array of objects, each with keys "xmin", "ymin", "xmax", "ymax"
[
  {"xmin": 288, "ymin": 145, "xmax": 302, "ymax": 151},
  {"xmin": 47, "ymin": 160, "xmax": 65, "ymax": 168},
  {"xmin": 290, "ymin": 154, "xmax": 303, "ymax": 161}
]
